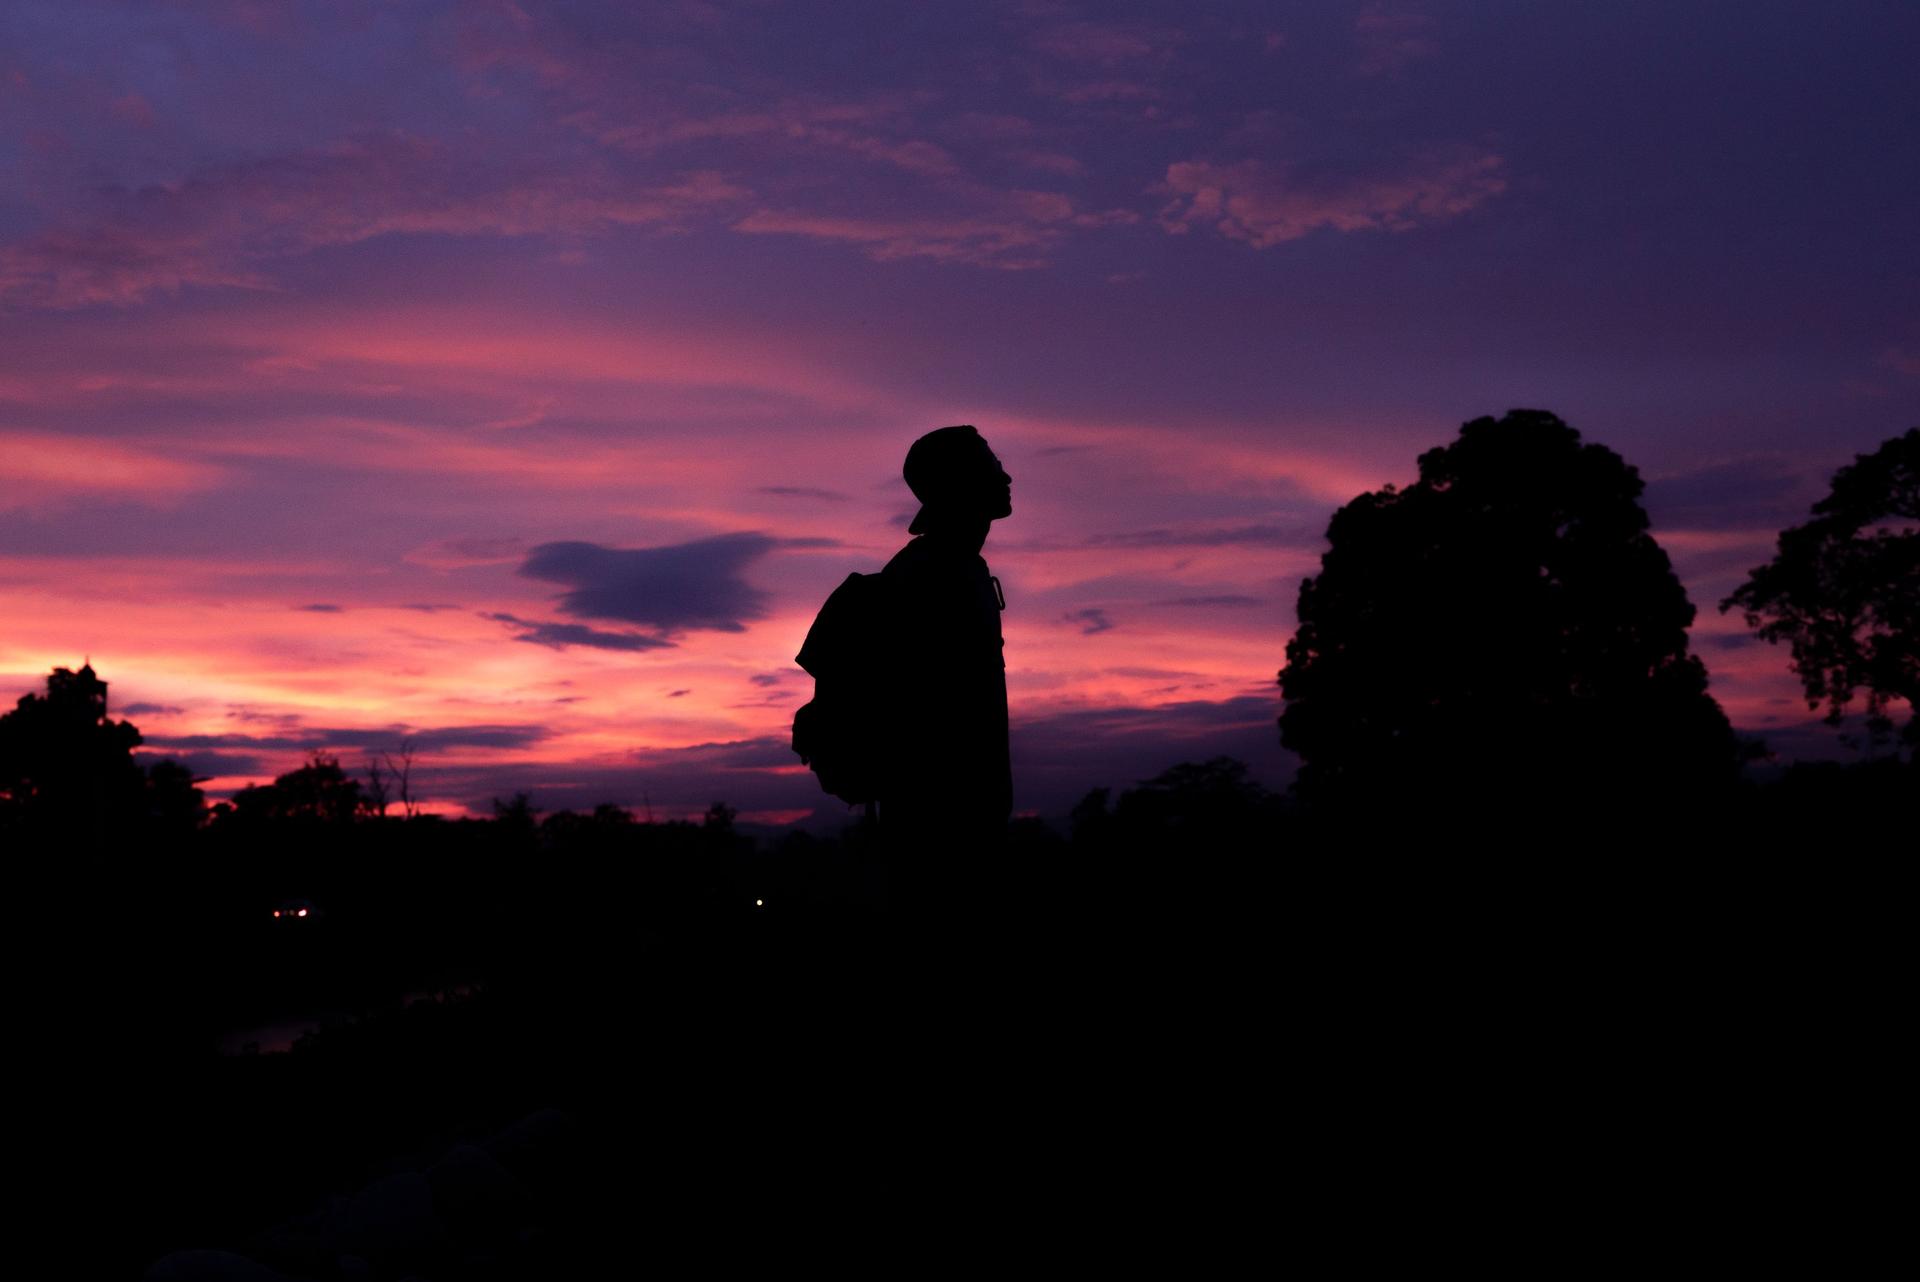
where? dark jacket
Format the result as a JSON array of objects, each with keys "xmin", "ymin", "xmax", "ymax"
[{"xmin": 877, "ymin": 533, "xmax": 1011, "ymax": 825}]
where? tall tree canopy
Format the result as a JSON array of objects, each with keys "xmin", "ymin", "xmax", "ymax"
[
  {"xmin": 1279, "ymin": 410, "xmax": 1738, "ymax": 816},
  {"xmin": 0, "ymin": 663, "xmax": 207, "ymax": 843},
  {"xmin": 1723, "ymin": 427, "xmax": 1918, "ymax": 755},
  {"xmin": 0, "ymin": 663, "xmax": 146, "ymax": 836}
]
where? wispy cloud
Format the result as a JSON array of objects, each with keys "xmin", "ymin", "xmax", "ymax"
[
  {"xmin": 1353, "ymin": 4, "xmax": 1439, "ymax": 76},
  {"xmin": 1881, "ymin": 346, "xmax": 1920, "ymax": 378},
  {"xmin": 1158, "ymin": 148, "xmax": 1505, "ymax": 247},
  {"xmin": 733, "ymin": 189, "xmax": 1135, "ymax": 269},
  {"xmin": 0, "ymin": 132, "xmax": 744, "ymax": 307},
  {"xmin": 1156, "ymin": 595, "xmax": 1264, "ymax": 608},
  {"xmin": 1644, "ymin": 457, "xmax": 1816, "ymax": 534},
  {"xmin": 592, "ymin": 101, "xmax": 960, "ymax": 177},
  {"xmin": 481, "ymin": 611, "xmax": 673, "ymax": 652},
  {"xmin": 758, "ymin": 486, "xmax": 850, "ymax": 501},
  {"xmin": 406, "ymin": 537, "xmax": 528, "ymax": 569},
  {"xmin": 1087, "ymin": 523, "xmax": 1325, "ymax": 549},
  {"xmin": 146, "ymin": 722, "xmax": 554, "ymax": 753},
  {"xmin": 1028, "ymin": 17, "xmax": 1177, "ymax": 67}
]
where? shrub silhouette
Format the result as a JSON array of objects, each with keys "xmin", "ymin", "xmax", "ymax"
[
  {"xmin": 1279, "ymin": 410, "xmax": 1738, "ymax": 821},
  {"xmin": 1723, "ymin": 427, "xmax": 1918, "ymax": 757}
]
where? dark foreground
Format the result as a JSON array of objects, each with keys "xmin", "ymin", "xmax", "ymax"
[{"xmin": 21, "ymin": 773, "xmax": 1910, "ymax": 1277}]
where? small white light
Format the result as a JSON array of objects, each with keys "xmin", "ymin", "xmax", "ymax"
[{"xmin": 754, "ymin": 898, "xmax": 764, "ymax": 907}]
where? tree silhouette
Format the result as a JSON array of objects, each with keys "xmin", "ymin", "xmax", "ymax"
[
  {"xmin": 227, "ymin": 752, "xmax": 368, "ymax": 825},
  {"xmin": 1111, "ymin": 757, "xmax": 1274, "ymax": 841},
  {"xmin": 492, "ymin": 791, "xmax": 539, "ymax": 834},
  {"xmin": 383, "ymin": 738, "xmax": 420, "ymax": 817},
  {"xmin": 0, "ymin": 663, "xmax": 147, "ymax": 839},
  {"xmin": 1279, "ymin": 410, "xmax": 1738, "ymax": 818},
  {"xmin": 364, "ymin": 755, "xmax": 391, "ymax": 816},
  {"xmin": 1722, "ymin": 428, "xmax": 1918, "ymax": 757},
  {"xmin": 144, "ymin": 758, "xmax": 207, "ymax": 836}
]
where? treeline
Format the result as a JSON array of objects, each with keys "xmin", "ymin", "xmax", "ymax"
[{"xmin": 7, "ymin": 409, "xmax": 1911, "ymax": 1063}]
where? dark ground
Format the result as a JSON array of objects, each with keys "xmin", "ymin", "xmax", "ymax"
[{"xmin": 17, "ymin": 762, "xmax": 1909, "ymax": 1277}]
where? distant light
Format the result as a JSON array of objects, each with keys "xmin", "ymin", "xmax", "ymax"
[
  {"xmin": 273, "ymin": 910, "xmax": 281, "ymax": 918},
  {"xmin": 754, "ymin": 899, "xmax": 764, "ymax": 907},
  {"xmin": 296, "ymin": 908, "xmax": 308, "ymax": 918}
]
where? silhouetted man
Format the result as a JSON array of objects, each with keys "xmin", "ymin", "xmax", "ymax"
[{"xmin": 877, "ymin": 425, "xmax": 1013, "ymax": 925}]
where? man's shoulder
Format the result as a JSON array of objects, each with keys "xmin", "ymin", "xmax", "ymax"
[
  {"xmin": 883, "ymin": 536, "xmax": 987, "ymax": 579},
  {"xmin": 881, "ymin": 537, "xmax": 923, "ymax": 576},
  {"xmin": 882, "ymin": 535, "xmax": 946, "ymax": 583}
]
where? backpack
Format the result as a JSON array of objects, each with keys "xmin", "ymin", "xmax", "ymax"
[{"xmin": 792, "ymin": 571, "xmax": 893, "ymax": 805}]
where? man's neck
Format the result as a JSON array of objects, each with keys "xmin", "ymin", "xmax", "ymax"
[{"xmin": 920, "ymin": 516, "xmax": 991, "ymax": 555}]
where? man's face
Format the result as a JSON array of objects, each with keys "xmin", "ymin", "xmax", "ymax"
[{"xmin": 970, "ymin": 441, "xmax": 1013, "ymax": 520}]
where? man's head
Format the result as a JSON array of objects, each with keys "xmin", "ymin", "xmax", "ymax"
[{"xmin": 904, "ymin": 425, "xmax": 1012, "ymax": 535}]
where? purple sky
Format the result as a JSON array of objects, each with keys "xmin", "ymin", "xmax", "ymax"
[{"xmin": 2, "ymin": 1, "xmax": 1916, "ymax": 822}]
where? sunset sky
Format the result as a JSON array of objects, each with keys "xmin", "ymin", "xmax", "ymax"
[{"xmin": 3, "ymin": 1, "xmax": 1916, "ymax": 824}]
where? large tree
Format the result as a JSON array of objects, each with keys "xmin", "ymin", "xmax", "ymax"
[
  {"xmin": 1722, "ymin": 427, "xmax": 1918, "ymax": 756},
  {"xmin": 0, "ymin": 665, "xmax": 209, "ymax": 843},
  {"xmin": 1279, "ymin": 410, "xmax": 1738, "ymax": 816},
  {"xmin": 0, "ymin": 663, "xmax": 147, "ymax": 838}
]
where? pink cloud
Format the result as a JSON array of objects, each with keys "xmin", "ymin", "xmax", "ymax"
[
  {"xmin": 0, "ymin": 431, "xmax": 223, "ymax": 509},
  {"xmin": 993, "ymin": 411, "xmax": 1420, "ymax": 507},
  {"xmin": 217, "ymin": 308, "xmax": 890, "ymax": 416},
  {"xmin": 1157, "ymin": 148, "xmax": 1506, "ymax": 247}
]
